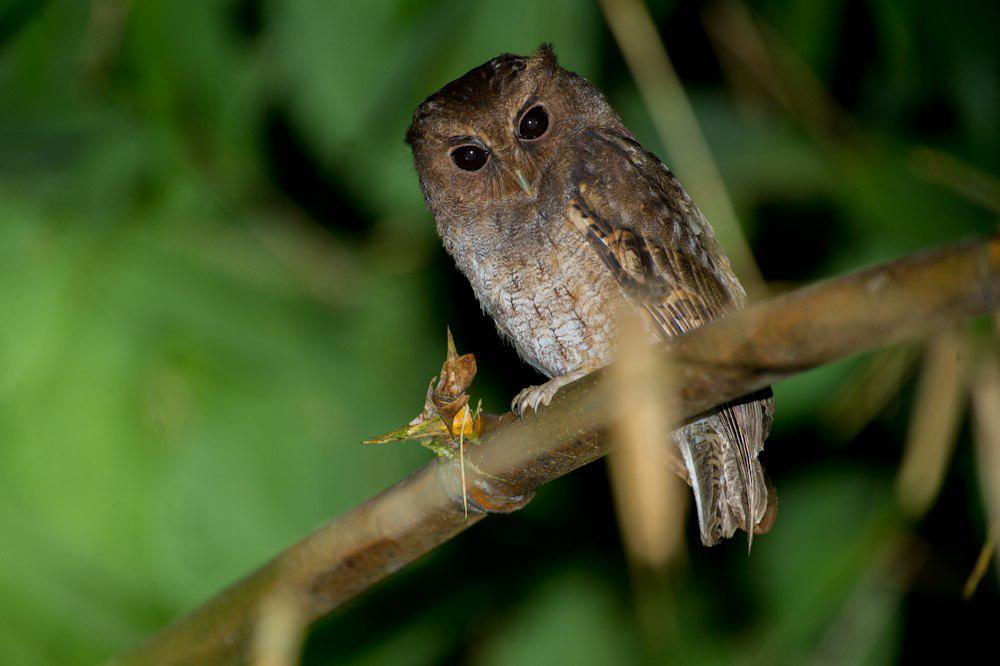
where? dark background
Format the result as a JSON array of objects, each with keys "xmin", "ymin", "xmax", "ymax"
[{"xmin": 0, "ymin": 0, "xmax": 997, "ymax": 663}]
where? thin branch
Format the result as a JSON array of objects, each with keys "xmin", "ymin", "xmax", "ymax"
[{"xmin": 111, "ymin": 238, "xmax": 999, "ymax": 666}]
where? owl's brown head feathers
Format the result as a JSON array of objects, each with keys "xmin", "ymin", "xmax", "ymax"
[
  {"xmin": 406, "ymin": 45, "xmax": 620, "ymax": 235},
  {"xmin": 406, "ymin": 45, "xmax": 560, "ymax": 146}
]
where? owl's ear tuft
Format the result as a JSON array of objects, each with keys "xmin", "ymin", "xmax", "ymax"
[{"xmin": 533, "ymin": 43, "xmax": 558, "ymax": 68}]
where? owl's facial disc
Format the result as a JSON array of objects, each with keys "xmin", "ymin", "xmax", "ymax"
[{"xmin": 408, "ymin": 45, "xmax": 621, "ymax": 211}]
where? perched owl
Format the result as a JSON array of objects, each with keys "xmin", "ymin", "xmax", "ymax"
[{"xmin": 406, "ymin": 44, "xmax": 775, "ymax": 547}]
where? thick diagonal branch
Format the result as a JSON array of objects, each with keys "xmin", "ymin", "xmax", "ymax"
[{"xmin": 113, "ymin": 238, "xmax": 999, "ymax": 666}]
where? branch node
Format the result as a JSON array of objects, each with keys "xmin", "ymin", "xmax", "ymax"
[{"xmin": 437, "ymin": 458, "xmax": 535, "ymax": 514}]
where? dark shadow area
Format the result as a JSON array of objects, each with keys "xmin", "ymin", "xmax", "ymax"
[
  {"xmin": 262, "ymin": 106, "xmax": 372, "ymax": 238},
  {"xmin": 751, "ymin": 197, "xmax": 845, "ymax": 282}
]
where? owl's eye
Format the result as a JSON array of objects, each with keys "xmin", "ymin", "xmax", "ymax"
[
  {"xmin": 450, "ymin": 145, "xmax": 489, "ymax": 171},
  {"xmin": 517, "ymin": 105, "xmax": 549, "ymax": 140}
]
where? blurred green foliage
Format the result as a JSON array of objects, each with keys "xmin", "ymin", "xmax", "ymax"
[{"xmin": 0, "ymin": 0, "xmax": 997, "ymax": 664}]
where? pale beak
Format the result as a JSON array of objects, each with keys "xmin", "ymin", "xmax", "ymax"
[{"xmin": 515, "ymin": 169, "xmax": 534, "ymax": 197}]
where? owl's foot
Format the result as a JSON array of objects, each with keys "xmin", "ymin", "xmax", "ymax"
[{"xmin": 511, "ymin": 369, "xmax": 590, "ymax": 418}]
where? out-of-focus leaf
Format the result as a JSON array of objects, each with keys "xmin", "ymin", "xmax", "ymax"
[
  {"xmin": 758, "ymin": 0, "xmax": 844, "ymax": 79},
  {"xmin": 0, "ymin": 192, "xmax": 440, "ymax": 657},
  {"xmin": 476, "ymin": 570, "xmax": 641, "ymax": 666},
  {"xmin": 822, "ymin": 343, "xmax": 920, "ymax": 442},
  {"xmin": 896, "ymin": 332, "xmax": 969, "ymax": 517},
  {"xmin": 770, "ymin": 356, "xmax": 863, "ymax": 431},
  {"xmin": 971, "ymin": 351, "xmax": 1000, "ymax": 579},
  {"xmin": 608, "ymin": 312, "xmax": 687, "ymax": 568},
  {"xmin": 807, "ymin": 533, "xmax": 922, "ymax": 665},
  {"xmin": 748, "ymin": 470, "xmax": 897, "ymax": 662}
]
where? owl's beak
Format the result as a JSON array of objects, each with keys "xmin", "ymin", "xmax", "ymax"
[{"xmin": 514, "ymin": 169, "xmax": 534, "ymax": 197}]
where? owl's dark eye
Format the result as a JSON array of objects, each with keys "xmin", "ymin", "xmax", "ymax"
[
  {"xmin": 450, "ymin": 145, "xmax": 489, "ymax": 171},
  {"xmin": 518, "ymin": 105, "xmax": 549, "ymax": 140}
]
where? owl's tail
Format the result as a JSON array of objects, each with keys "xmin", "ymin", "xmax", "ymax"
[{"xmin": 673, "ymin": 392, "xmax": 777, "ymax": 549}]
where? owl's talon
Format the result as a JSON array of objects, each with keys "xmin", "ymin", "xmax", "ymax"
[
  {"xmin": 510, "ymin": 370, "xmax": 590, "ymax": 418},
  {"xmin": 511, "ymin": 387, "xmax": 536, "ymax": 419}
]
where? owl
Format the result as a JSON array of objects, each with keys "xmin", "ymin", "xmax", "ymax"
[{"xmin": 406, "ymin": 44, "xmax": 775, "ymax": 547}]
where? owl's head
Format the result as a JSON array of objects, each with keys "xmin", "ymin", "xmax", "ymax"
[{"xmin": 406, "ymin": 45, "xmax": 618, "ymax": 223}]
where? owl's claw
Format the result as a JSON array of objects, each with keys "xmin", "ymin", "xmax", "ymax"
[
  {"xmin": 511, "ymin": 369, "xmax": 590, "ymax": 419},
  {"xmin": 511, "ymin": 384, "xmax": 555, "ymax": 419}
]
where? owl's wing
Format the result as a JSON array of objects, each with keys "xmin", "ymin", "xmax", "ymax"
[
  {"xmin": 565, "ymin": 129, "xmax": 744, "ymax": 332},
  {"xmin": 565, "ymin": 128, "xmax": 773, "ymax": 546}
]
